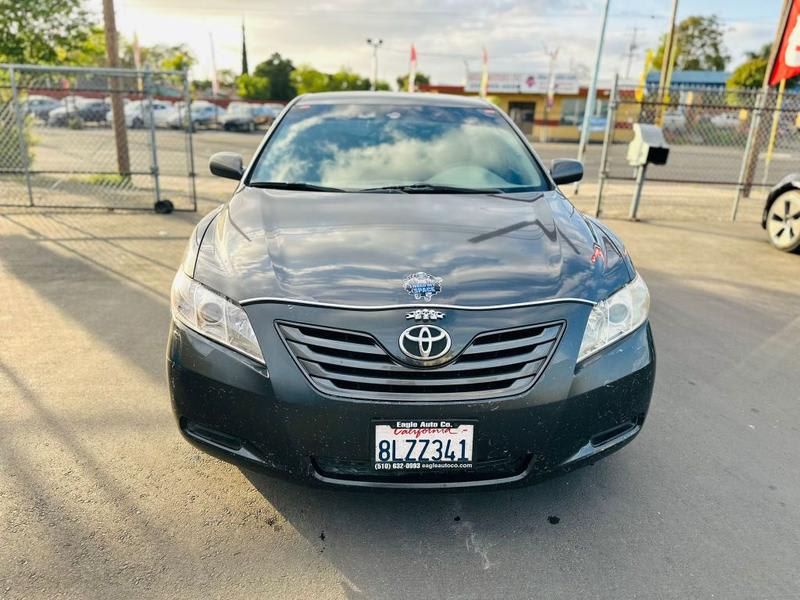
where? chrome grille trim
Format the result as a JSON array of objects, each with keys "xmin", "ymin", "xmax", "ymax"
[{"xmin": 276, "ymin": 320, "xmax": 564, "ymax": 401}]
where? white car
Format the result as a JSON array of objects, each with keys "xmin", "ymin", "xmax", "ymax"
[
  {"xmin": 662, "ymin": 109, "xmax": 687, "ymax": 131},
  {"xmin": 104, "ymin": 100, "xmax": 173, "ymax": 129},
  {"xmin": 166, "ymin": 101, "xmax": 224, "ymax": 130},
  {"xmin": 710, "ymin": 113, "xmax": 739, "ymax": 128}
]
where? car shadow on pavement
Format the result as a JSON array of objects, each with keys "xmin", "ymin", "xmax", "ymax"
[
  {"xmin": 241, "ymin": 458, "xmax": 634, "ymax": 599},
  {"xmin": 0, "ymin": 228, "xmax": 188, "ymax": 589}
]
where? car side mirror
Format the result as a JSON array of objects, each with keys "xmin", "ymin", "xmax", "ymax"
[
  {"xmin": 550, "ymin": 159, "xmax": 583, "ymax": 185},
  {"xmin": 209, "ymin": 152, "xmax": 244, "ymax": 180}
]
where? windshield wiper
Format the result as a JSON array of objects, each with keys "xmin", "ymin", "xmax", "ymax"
[
  {"xmin": 359, "ymin": 183, "xmax": 502, "ymax": 194},
  {"xmin": 249, "ymin": 181, "xmax": 346, "ymax": 192}
]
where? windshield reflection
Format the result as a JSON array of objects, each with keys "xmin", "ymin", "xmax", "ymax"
[{"xmin": 250, "ymin": 103, "xmax": 548, "ymax": 192}]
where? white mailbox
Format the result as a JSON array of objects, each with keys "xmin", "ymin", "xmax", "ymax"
[{"xmin": 627, "ymin": 123, "xmax": 670, "ymax": 167}]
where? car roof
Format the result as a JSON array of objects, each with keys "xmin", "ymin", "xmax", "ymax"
[{"xmin": 296, "ymin": 91, "xmax": 490, "ymax": 108}]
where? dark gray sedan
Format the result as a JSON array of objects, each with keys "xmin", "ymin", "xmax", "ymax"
[{"xmin": 167, "ymin": 92, "xmax": 655, "ymax": 489}]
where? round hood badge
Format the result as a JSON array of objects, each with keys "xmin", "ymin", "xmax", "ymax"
[{"xmin": 399, "ymin": 325, "xmax": 451, "ymax": 361}]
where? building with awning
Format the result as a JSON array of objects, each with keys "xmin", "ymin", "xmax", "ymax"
[{"xmin": 420, "ymin": 72, "xmax": 639, "ymax": 143}]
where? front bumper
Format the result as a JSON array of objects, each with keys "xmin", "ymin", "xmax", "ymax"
[{"xmin": 167, "ymin": 301, "xmax": 655, "ymax": 489}]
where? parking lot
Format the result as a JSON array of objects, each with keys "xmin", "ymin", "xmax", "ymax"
[
  {"xmin": 1, "ymin": 191, "xmax": 798, "ymax": 597},
  {"xmin": 5, "ymin": 118, "xmax": 780, "ymax": 223}
]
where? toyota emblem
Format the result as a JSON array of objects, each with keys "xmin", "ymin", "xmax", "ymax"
[{"xmin": 398, "ymin": 325, "xmax": 451, "ymax": 361}]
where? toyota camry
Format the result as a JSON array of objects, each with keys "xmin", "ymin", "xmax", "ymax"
[{"xmin": 167, "ymin": 92, "xmax": 655, "ymax": 489}]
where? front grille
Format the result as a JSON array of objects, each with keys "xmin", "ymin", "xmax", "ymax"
[{"xmin": 276, "ymin": 320, "xmax": 564, "ymax": 401}]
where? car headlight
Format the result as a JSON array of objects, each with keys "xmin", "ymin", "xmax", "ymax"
[
  {"xmin": 170, "ymin": 270, "xmax": 265, "ymax": 364},
  {"xmin": 578, "ymin": 273, "xmax": 650, "ymax": 362}
]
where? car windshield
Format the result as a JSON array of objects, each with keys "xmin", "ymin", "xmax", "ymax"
[{"xmin": 249, "ymin": 102, "xmax": 549, "ymax": 192}]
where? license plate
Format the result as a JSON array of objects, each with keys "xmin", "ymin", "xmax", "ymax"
[{"xmin": 373, "ymin": 420, "xmax": 474, "ymax": 472}]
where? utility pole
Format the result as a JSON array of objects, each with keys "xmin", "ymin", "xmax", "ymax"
[
  {"xmin": 625, "ymin": 27, "xmax": 639, "ymax": 79},
  {"xmin": 102, "ymin": 0, "xmax": 130, "ymax": 177},
  {"xmin": 366, "ymin": 38, "xmax": 383, "ymax": 91},
  {"xmin": 575, "ymin": 0, "xmax": 611, "ymax": 194}
]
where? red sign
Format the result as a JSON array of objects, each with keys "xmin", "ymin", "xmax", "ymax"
[{"xmin": 770, "ymin": 0, "xmax": 800, "ymax": 85}]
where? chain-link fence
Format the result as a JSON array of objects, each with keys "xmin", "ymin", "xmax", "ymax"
[
  {"xmin": 0, "ymin": 64, "xmax": 197, "ymax": 211},
  {"xmin": 594, "ymin": 82, "xmax": 800, "ymax": 221}
]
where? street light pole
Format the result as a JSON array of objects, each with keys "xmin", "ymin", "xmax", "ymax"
[
  {"xmin": 366, "ymin": 38, "xmax": 383, "ymax": 91},
  {"xmin": 575, "ymin": 0, "xmax": 611, "ymax": 194}
]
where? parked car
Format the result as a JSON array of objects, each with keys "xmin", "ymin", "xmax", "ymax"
[
  {"xmin": 662, "ymin": 108, "xmax": 687, "ymax": 131},
  {"xmin": 762, "ymin": 173, "xmax": 800, "ymax": 253},
  {"xmin": 167, "ymin": 92, "xmax": 655, "ymax": 489},
  {"xmin": 47, "ymin": 97, "xmax": 108, "ymax": 127},
  {"xmin": 259, "ymin": 103, "xmax": 285, "ymax": 120},
  {"xmin": 166, "ymin": 101, "xmax": 224, "ymax": 130},
  {"xmin": 104, "ymin": 100, "xmax": 173, "ymax": 129},
  {"xmin": 710, "ymin": 113, "xmax": 740, "ymax": 128},
  {"xmin": 21, "ymin": 95, "xmax": 61, "ymax": 121},
  {"xmin": 220, "ymin": 104, "xmax": 258, "ymax": 132},
  {"xmin": 225, "ymin": 101, "xmax": 254, "ymax": 114}
]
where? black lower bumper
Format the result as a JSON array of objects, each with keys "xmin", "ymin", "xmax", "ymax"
[{"xmin": 166, "ymin": 310, "xmax": 656, "ymax": 489}]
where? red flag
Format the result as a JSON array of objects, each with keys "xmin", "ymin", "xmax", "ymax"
[
  {"xmin": 770, "ymin": 0, "xmax": 800, "ymax": 85},
  {"xmin": 408, "ymin": 44, "xmax": 417, "ymax": 92}
]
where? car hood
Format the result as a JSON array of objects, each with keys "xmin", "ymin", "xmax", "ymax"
[{"xmin": 192, "ymin": 187, "xmax": 634, "ymax": 306}]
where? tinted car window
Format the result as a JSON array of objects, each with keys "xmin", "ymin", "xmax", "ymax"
[{"xmin": 250, "ymin": 103, "xmax": 549, "ymax": 192}]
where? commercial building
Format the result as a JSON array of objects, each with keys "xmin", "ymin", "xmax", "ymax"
[{"xmin": 420, "ymin": 72, "xmax": 622, "ymax": 142}]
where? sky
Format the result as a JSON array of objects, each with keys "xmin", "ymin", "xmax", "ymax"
[{"xmin": 88, "ymin": 0, "xmax": 782, "ymax": 87}]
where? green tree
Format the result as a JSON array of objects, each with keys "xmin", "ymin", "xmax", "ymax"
[
  {"xmin": 291, "ymin": 64, "xmax": 389, "ymax": 95},
  {"xmin": 253, "ymin": 53, "xmax": 296, "ymax": 100},
  {"xmin": 653, "ymin": 15, "xmax": 730, "ymax": 72},
  {"xmin": 326, "ymin": 68, "xmax": 371, "ymax": 91},
  {"xmin": 217, "ymin": 69, "xmax": 238, "ymax": 88},
  {"xmin": 396, "ymin": 72, "xmax": 430, "ymax": 91},
  {"xmin": 727, "ymin": 43, "xmax": 799, "ymax": 90},
  {"xmin": 727, "ymin": 57, "xmax": 768, "ymax": 89},
  {"xmin": 237, "ymin": 74, "xmax": 270, "ymax": 100},
  {"xmin": 0, "ymin": 0, "xmax": 95, "ymax": 64},
  {"xmin": 292, "ymin": 64, "xmax": 330, "ymax": 94},
  {"xmin": 160, "ymin": 47, "xmax": 195, "ymax": 72},
  {"xmin": 192, "ymin": 79, "xmax": 213, "ymax": 93},
  {"xmin": 58, "ymin": 26, "xmax": 106, "ymax": 66},
  {"xmin": 119, "ymin": 42, "xmax": 195, "ymax": 72}
]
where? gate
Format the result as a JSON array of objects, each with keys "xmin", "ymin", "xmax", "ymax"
[
  {"xmin": 594, "ymin": 82, "xmax": 800, "ymax": 222},
  {"xmin": 0, "ymin": 64, "xmax": 196, "ymax": 212}
]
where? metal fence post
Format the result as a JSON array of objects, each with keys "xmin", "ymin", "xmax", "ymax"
[
  {"xmin": 144, "ymin": 70, "xmax": 161, "ymax": 204},
  {"xmin": 9, "ymin": 65, "xmax": 34, "ymax": 207},
  {"xmin": 628, "ymin": 164, "xmax": 648, "ymax": 220},
  {"xmin": 594, "ymin": 74, "xmax": 618, "ymax": 217},
  {"xmin": 182, "ymin": 71, "xmax": 197, "ymax": 211},
  {"xmin": 732, "ymin": 90, "xmax": 763, "ymax": 222}
]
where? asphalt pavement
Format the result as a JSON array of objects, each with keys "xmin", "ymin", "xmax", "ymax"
[{"xmin": 1, "ymin": 200, "xmax": 798, "ymax": 598}]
